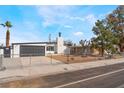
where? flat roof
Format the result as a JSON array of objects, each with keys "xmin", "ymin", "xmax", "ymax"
[
  {"xmin": 12, "ymin": 42, "xmax": 57, "ymax": 45},
  {"xmin": 68, "ymin": 46, "xmax": 82, "ymax": 48}
]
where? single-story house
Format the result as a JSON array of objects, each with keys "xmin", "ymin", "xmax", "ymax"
[{"xmin": 0, "ymin": 33, "xmax": 67, "ymax": 58}]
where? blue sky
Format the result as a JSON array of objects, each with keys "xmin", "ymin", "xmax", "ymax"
[{"xmin": 0, "ymin": 5, "xmax": 118, "ymax": 45}]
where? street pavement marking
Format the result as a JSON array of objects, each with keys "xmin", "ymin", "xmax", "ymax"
[{"xmin": 54, "ymin": 68, "xmax": 124, "ymax": 88}]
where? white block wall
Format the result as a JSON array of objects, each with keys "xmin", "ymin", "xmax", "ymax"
[
  {"xmin": 0, "ymin": 49, "xmax": 3, "ymax": 55},
  {"xmin": 64, "ymin": 47, "xmax": 70, "ymax": 55},
  {"xmin": 12, "ymin": 45, "xmax": 20, "ymax": 58},
  {"xmin": 57, "ymin": 37, "xmax": 66, "ymax": 54}
]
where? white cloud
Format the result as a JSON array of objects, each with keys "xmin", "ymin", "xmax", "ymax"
[
  {"xmin": 98, "ymin": 11, "xmax": 112, "ymax": 19},
  {"xmin": 36, "ymin": 6, "xmax": 98, "ymax": 28},
  {"xmin": 67, "ymin": 14, "xmax": 97, "ymax": 25},
  {"xmin": 64, "ymin": 25, "xmax": 72, "ymax": 28},
  {"xmin": 68, "ymin": 16, "xmax": 85, "ymax": 21},
  {"xmin": 23, "ymin": 21, "xmax": 37, "ymax": 30},
  {"xmin": 0, "ymin": 25, "xmax": 7, "ymax": 46},
  {"xmin": 85, "ymin": 14, "xmax": 97, "ymax": 25},
  {"xmin": 73, "ymin": 31, "xmax": 83, "ymax": 36},
  {"xmin": 11, "ymin": 29, "xmax": 42, "ymax": 43},
  {"xmin": 36, "ymin": 6, "xmax": 72, "ymax": 27},
  {"xmin": 10, "ymin": 21, "xmax": 42, "ymax": 43}
]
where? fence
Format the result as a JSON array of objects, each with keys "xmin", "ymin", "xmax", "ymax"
[
  {"xmin": 0, "ymin": 55, "xmax": 5, "ymax": 71},
  {"xmin": 0, "ymin": 54, "xmax": 62, "ymax": 71}
]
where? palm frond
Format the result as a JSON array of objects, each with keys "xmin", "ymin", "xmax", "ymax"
[{"xmin": 0, "ymin": 24, "xmax": 5, "ymax": 27}]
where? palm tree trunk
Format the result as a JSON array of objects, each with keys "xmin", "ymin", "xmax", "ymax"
[{"xmin": 6, "ymin": 30, "xmax": 10, "ymax": 48}]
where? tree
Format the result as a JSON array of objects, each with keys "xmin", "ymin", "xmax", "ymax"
[
  {"xmin": 0, "ymin": 21, "xmax": 12, "ymax": 48},
  {"xmin": 92, "ymin": 19, "xmax": 118, "ymax": 56},
  {"xmin": 107, "ymin": 5, "xmax": 124, "ymax": 52},
  {"xmin": 64, "ymin": 40, "xmax": 73, "ymax": 46},
  {"xmin": 85, "ymin": 40, "xmax": 91, "ymax": 56},
  {"xmin": 79, "ymin": 39, "xmax": 86, "ymax": 55}
]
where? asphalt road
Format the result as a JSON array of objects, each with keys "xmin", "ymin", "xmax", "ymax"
[
  {"xmin": 57, "ymin": 69, "xmax": 124, "ymax": 88},
  {"xmin": 1, "ymin": 62, "xmax": 124, "ymax": 88}
]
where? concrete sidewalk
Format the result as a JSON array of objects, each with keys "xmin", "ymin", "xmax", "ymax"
[{"xmin": 0, "ymin": 57, "xmax": 124, "ymax": 83}]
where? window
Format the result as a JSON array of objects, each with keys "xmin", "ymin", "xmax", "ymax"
[{"xmin": 47, "ymin": 46, "xmax": 54, "ymax": 51}]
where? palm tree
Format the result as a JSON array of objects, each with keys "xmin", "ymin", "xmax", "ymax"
[{"xmin": 0, "ymin": 21, "xmax": 12, "ymax": 48}]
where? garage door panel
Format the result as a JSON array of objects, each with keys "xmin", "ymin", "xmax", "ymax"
[{"xmin": 20, "ymin": 45, "xmax": 45, "ymax": 57}]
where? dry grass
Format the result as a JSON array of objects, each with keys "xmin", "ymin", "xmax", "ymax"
[{"xmin": 48, "ymin": 55, "xmax": 101, "ymax": 64}]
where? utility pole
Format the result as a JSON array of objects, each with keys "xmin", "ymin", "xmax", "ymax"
[
  {"xmin": 49, "ymin": 34, "xmax": 51, "ymax": 43},
  {"xmin": 49, "ymin": 34, "xmax": 52, "ymax": 64}
]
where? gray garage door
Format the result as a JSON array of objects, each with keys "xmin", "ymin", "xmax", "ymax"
[{"xmin": 20, "ymin": 45, "xmax": 45, "ymax": 57}]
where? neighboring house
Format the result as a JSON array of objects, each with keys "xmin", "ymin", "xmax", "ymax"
[{"xmin": 68, "ymin": 45, "xmax": 93, "ymax": 55}]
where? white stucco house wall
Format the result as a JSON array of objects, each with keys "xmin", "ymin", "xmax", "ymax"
[
  {"xmin": 10, "ymin": 33, "xmax": 68, "ymax": 58},
  {"xmin": 0, "ymin": 48, "xmax": 3, "ymax": 55}
]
